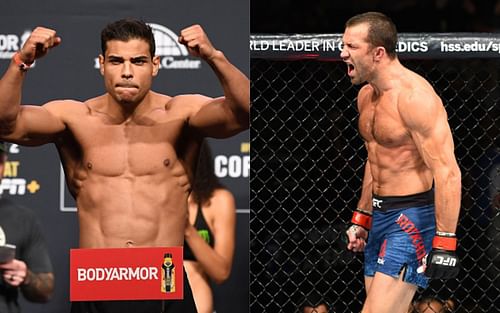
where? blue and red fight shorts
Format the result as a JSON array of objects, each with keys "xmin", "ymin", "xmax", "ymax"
[{"xmin": 364, "ymin": 189, "xmax": 435, "ymax": 288}]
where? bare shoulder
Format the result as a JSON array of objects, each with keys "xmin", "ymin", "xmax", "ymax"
[
  {"xmin": 357, "ymin": 84, "xmax": 374, "ymax": 110},
  {"xmin": 398, "ymin": 72, "xmax": 445, "ymax": 131},
  {"xmin": 211, "ymin": 188, "xmax": 236, "ymax": 212},
  {"xmin": 213, "ymin": 188, "xmax": 236, "ymax": 201},
  {"xmin": 167, "ymin": 93, "xmax": 214, "ymax": 115},
  {"xmin": 42, "ymin": 99, "xmax": 88, "ymax": 117},
  {"xmin": 43, "ymin": 99, "xmax": 85, "ymax": 110}
]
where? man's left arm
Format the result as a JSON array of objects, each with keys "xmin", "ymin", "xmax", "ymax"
[
  {"xmin": 179, "ymin": 25, "xmax": 249, "ymax": 138},
  {"xmin": 402, "ymin": 91, "xmax": 461, "ymax": 233},
  {"xmin": 401, "ymin": 90, "xmax": 461, "ymax": 278}
]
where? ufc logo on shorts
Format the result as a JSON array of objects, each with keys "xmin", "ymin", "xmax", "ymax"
[
  {"xmin": 372, "ymin": 198, "xmax": 383, "ymax": 209},
  {"xmin": 434, "ymin": 255, "xmax": 457, "ymax": 267}
]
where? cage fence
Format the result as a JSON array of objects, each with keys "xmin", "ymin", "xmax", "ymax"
[{"xmin": 250, "ymin": 33, "xmax": 500, "ymax": 313}]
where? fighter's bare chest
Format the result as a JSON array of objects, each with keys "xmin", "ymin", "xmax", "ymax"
[
  {"xmin": 66, "ymin": 118, "xmax": 189, "ymax": 175},
  {"xmin": 358, "ymin": 97, "xmax": 410, "ymax": 147}
]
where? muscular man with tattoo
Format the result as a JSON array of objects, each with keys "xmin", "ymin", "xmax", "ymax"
[
  {"xmin": 0, "ymin": 142, "xmax": 54, "ymax": 313},
  {"xmin": 0, "ymin": 18, "xmax": 248, "ymax": 313}
]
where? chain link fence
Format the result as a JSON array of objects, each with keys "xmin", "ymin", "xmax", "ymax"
[{"xmin": 250, "ymin": 35, "xmax": 500, "ymax": 313}]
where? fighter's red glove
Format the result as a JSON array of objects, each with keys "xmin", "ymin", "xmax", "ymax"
[
  {"xmin": 346, "ymin": 209, "xmax": 372, "ymax": 252},
  {"xmin": 350, "ymin": 209, "xmax": 372, "ymax": 230}
]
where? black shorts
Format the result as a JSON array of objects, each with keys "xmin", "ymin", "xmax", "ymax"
[{"xmin": 70, "ymin": 271, "xmax": 197, "ymax": 313}]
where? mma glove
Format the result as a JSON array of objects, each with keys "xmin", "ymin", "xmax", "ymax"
[
  {"xmin": 349, "ymin": 208, "xmax": 372, "ymax": 230},
  {"xmin": 423, "ymin": 232, "xmax": 460, "ymax": 279},
  {"xmin": 346, "ymin": 208, "xmax": 372, "ymax": 244}
]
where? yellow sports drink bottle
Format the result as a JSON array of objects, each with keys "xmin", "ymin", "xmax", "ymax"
[{"xmin": 161, "ymin": 253, "xmax": 175, "ymax": 293}]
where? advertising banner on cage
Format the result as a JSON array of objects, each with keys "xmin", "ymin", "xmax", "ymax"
[
  {"xmin": 70, "ymin": 247, "xmax": 183, "ymax": 301},
  {"xmin": 250, "ymin": 33, "xmax": 500, "ymax": 60}
]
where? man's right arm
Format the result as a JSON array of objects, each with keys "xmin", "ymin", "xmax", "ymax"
[
  {"xmin": 346, "ymin": 88, "xmax": 374, "ymax": 252},
  {"xmin": 355, "ymin": 85, "xmax": 374, "ymax": 212},
  {"xmin": 0, "ymin": 27, "xmax": 65, "ymax": 144},
  {"xmin": 0, "ymin": 49, "xmax": 32, "ymax": 135},
  {"xmin": 346, "ymin": 159, "xmax": 373, "ymax": 252},
  {"xmin": 357, "ymin": 158, "xmax": 373, "ymax": 212}
]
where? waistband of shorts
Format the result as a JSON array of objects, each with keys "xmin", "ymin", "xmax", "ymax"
[{"xmin": 372, "ymin": 189, "xmax": 434, "ymax": 212}]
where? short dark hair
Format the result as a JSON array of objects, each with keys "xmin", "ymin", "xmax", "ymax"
[
  {"xmin": 345, "ymin": 12, "xmax": 398, "ymax": 59},
  {"xmin": 101, "ymin": 18, "xmax": 156, "ymax": 58}
]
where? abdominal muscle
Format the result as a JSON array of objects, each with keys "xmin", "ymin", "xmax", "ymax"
[
  {"xmin": 368, "ymin": 142, "xmax": 434, "ymax": 196},
  {"xmin": 75, "ymin": 173, "xmax": 189, "ymax": 249}
]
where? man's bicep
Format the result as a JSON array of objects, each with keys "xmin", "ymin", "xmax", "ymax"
[
  {"xmin": 5, "ymin": 103, "xmax": 66, "ymax": 144},
  {"xmin": 402, "ymin": 92, "xmax": 454, "ymax": 168},
  {"xmin": 411, "ymin": 113, "xmax": 457, "ymax": 172},
  {"xmin": 189, "ymin": 96, "xmax": 244, "ymax": 138}
]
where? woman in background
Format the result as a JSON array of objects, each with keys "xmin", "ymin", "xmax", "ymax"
[{"xmin": 184, "ymin": 140, "xmax": 236, "ymax": 313}]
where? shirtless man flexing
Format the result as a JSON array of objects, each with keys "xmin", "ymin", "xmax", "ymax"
[
  {"xmin": 342, "ymin": 12, "xmax": 461, "ymax": 313},
  {"xmin": 0, "ymin": 18, "xmax": 249, "ymax": 313}
]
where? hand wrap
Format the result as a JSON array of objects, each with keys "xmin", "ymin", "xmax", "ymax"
[
  {"xmin": 350, "ymin": 208, "xmax": 372, "ymax": 230},
  {"xmin": 345, "ymin": 209, "xmax": 372, "ymax": 251},
  {"xmin": 13, "ymin": 52, "xmax": 33, "ymax": 72}
]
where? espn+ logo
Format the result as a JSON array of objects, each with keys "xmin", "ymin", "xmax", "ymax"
[{"xmin": 0, "ymin": 144, "xmax": 40, "ymax": 196}]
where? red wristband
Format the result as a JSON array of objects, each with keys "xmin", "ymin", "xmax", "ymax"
[
  {"xmin": 13, "ymin": 52, "xmax": 32, "ymax": 72},
  {"xmin": 432, "ymin": 235, "xmax": 457, "ymax": 251},
  {"xmin": 351, "ymin": 210, "xmax": 372, "ymax": 230}
]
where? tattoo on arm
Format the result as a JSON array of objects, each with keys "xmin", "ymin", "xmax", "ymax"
[{"xmin": 20, "ymin": 271, "xmax": 54, "ymax": 303}]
